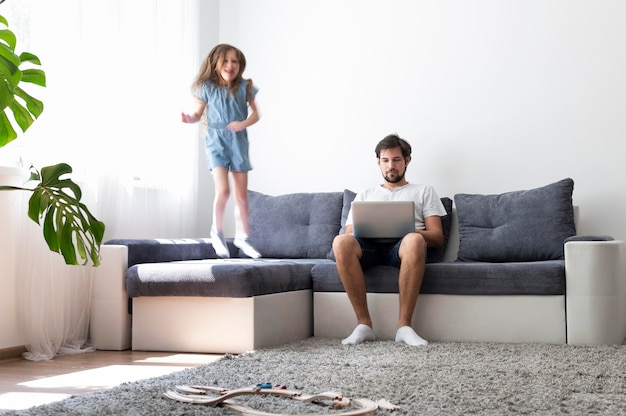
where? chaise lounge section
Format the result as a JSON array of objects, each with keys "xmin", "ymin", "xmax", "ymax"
[{"xmin": 90, "ymin": 179, "xmax": 625, "ymax": 353}]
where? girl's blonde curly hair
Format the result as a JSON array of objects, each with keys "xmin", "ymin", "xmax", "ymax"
[{"xmin": 192, "ymin": 43, "xmax": 253, "ymax": 98}]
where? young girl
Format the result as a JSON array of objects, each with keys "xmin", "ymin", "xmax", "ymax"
[{"xmin": 182, "ymin": 44, "xmax": 260, "ymax": 259}]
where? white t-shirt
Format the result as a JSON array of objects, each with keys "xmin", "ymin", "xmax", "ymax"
[{"xmin": 346, "ymin": 183, "xmax": 447, "ymax": 230}]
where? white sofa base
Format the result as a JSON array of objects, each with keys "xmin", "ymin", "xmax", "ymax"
[
  {"xmin": 314, "ymin": 293, "xmax": 566, "ymax": 344},
  {"xmin": 131, "ymin": 290, "xmax": 313, "ymax": 354}
]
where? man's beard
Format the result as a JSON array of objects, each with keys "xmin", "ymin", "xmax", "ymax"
[{"xmin": 383, "ymin": 169, "xmax": 405, "ymax": 184}]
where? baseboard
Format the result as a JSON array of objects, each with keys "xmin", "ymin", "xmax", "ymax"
[{"xmin": 0, "ymin": 345, "xmax": 27, "ymax": 361}]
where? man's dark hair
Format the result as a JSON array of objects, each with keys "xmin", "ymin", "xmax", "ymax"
[{"xmin": 375, "ymin": 134, "xmax": 412, "ymax": 159}]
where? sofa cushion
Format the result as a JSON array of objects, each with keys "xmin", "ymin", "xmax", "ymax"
[
  {"xmin": 126, "ymin": 258, "xmax": 329, "ymax": 298},
  {"xmin": 454, "ymin": 178, "xmax": 576, "ymax": 262},
  {"xmin": 328, "ymin": 189, "xmax": 453, "ymax": 263},
  {"xmin": 105, "ymin": 238, "xmax": 233, "ymax": 268},
  {"xmin": 311, "ymin": 260, "xmax": 565, "ymax": 296},
  {"xmin": 339, "ymin": 189, "xmax": 357, "ymax": 235},
  {"xmin": 247, "ymin": 190, "xmax": 343, "ymax": 258},
  {"xmin": 430, "ymin": 197, "xmax": 453, "ymax": 263}
]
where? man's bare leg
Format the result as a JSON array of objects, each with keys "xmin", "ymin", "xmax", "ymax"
[
  {"xmin": 395, "ymin": 233, "xmax": 428, "ymax": 346},
  {"xmin": 332, "ymin": 234, "xmax": 376, "ymax": 345}
]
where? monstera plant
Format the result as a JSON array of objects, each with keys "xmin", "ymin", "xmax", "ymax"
[{"xmin": 0, "ymin": 12, "xmax": 105, "ymax": 266}]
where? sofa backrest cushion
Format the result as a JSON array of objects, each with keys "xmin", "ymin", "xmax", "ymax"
[
  {"xmin": 432, "ymin": 196, "xmax": 453, "ymax": 263},
  {"xmin": 247, "ymin": 190, "xmax": 343, "ymax": 258},
  {"xmin": 329, "ymin": 189, "xmax": 453, "ymax": 264},
  {"xmin": 454, "ymin": 178, "xmax": 576, "ymax": 262}
]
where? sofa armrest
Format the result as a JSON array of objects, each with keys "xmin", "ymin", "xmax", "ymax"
[
  {"xmin": 90, "ymin": 244, "xmax": 131, "ymax": 350},
  {"xmin": 105, "ymin": 238, "xmax": 234, "ymax": 267},
  {"xmin": 565, "ymin": 235, "xmax": 614, "ymax": 243},
  {"xmin": 91, "ymin": 238, "xmax": 237, "ymax": 349},
  {"xmin": 565, "ymin": 238, "xmax": 625, "ymax": 345}
]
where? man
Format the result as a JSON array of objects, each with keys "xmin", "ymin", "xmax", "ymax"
[{"xmin": 332, "ymin": 134, "xmax": 447, "ymax": 346}]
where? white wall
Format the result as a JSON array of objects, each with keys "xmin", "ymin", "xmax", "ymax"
[{"xmin": 207, "ymin": 0, "xmax": 626, "ymax": 250}]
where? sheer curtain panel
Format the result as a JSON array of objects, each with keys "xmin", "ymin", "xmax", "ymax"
[{"xmin": 3, "ymin": 0, "xmax": 201, "ymax": 359}]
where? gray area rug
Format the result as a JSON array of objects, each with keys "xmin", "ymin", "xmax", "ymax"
[{"xmin": 6, "ymin": 337, "xmax": 626, "ymax": 415}]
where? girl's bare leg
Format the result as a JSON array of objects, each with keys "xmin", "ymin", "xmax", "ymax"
[
  {"xmin": 231, "ymin": 171, "xmax": 260, "ymax": 258},
  {"xmin": 211, "ymin": 167, "xmax": 230, "ymax": 258},
  {"xmin": 231, "ymin": 171, "xmax": 250, "ymax": 235}
]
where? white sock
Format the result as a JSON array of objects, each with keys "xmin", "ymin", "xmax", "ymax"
[
  {"xmin": 342, "ymin": 324, "xmax": 376, "ymax": 345},
  {"xmin": 210, "ymin": 228, "xmax": 230, "ymax": 258},
  {"xmin": 234, "ymin": 237, "xmax": 261, "ymax": 259},
  {"xmin": 395, "ymin": 326, "xmax": 428, "ymax": 346}
]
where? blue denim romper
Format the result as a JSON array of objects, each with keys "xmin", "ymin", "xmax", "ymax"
[{"xmin": 195, "ymin": 79, "xmax": 258, "ymax": 172}]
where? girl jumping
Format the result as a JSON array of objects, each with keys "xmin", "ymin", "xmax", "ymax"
[{"xmin": 182, "ymin": 44, "xmax": 260, "ymax": 258}]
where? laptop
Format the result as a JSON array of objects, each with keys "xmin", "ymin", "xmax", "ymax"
[{"xmin": 351, "ymin": 200, "xmax": 416, "ymax": 239}]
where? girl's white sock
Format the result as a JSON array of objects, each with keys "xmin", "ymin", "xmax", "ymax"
[
  {"xmin": 234, "ymin": 236, "xmax": 261, "ymax": 259},
  {"xmin": 211, "ymin": 227, "xmax": 230, "ymax": 258}
]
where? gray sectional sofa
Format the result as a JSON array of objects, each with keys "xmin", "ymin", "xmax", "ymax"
[{"xmin": 89, "ymin": 178, "xmax": 626, "ymax": 354}]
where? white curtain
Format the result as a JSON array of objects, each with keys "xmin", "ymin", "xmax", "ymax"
[
  {"xmin": 17, "ymin": 216, "xmax": 95, "ymax": 361},
  {"xmin": 4, "ymin": 0, "xmax": 202, "ymax": 359}
]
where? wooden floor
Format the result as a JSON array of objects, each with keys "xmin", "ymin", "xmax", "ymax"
[{"xmin": 0, "ymin": 349, "xmax": 222, "ymax": 414}]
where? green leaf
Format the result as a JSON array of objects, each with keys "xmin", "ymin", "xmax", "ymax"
[
  {"xmin": 28, "ymin": 168, "xmax": 40, "ymax": 182},
  {"xmin": 0, "ymin": 45, "xmax": 20, "ymax": 74},
  {"xmin": 18, "ymin": 52, "xmax": 42, "ymax": 66},
  {"xmin": 14, "ymin": 86, "xmax": 44, "ymax": 118},
  {"xmin": 40, "ymin": 164, "xmax": 83, "ymax": 199},
  {"xmin": 20, "ymin": 68, "xmax": 46, "ymax": 87},
  {"xmin": 0, "ymin": 110, "xmax": 18, "ymax": 146},
  {"xmin": 59, "ymin": 220, "xmax": 78, "ymax": 265},
  {"xmin": 8, "ymin": 98, "xmax": 34, "ymax": 131},
  {"xmin": 76, "ymin": 237, "xmax": 87, "ymax": 264},
  {"xmin": 27, "ymin": 187, "xmax": 45, "ymax": 224},
  {"xmin": 0, "ymin": 27, "xmax": 17, "ymax": 50},
  {"xmin": 25, "ymin": 163, "xmax": 106, "ymax": 266},
  {"xmin": 0, "ymin": 78, "xmax": 14, "ymax": 110},
  {"xmin": 0, "ymin": 54, "xmax": 20, "ymax": 109},
  {"xmin": 43, "ymin": 207, "xmax": 59, "ymax": 252},
  {"xmin": 0, "ymin": 14, "xmax": 45, "ymax": 147}
]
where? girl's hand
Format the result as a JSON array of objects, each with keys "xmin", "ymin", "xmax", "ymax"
[
  {"xmin": 181, "ymin": 112, "xmax": 197, "ymax": 123},
  {"xmin": 181, "ymin": 99, "xmax": 207, "ymax": 124},
  {"xmin": 225, "ymin": 98, "xmax": 260, "ymax": 132},
  {"xmin": 227, "ymin": 121, "xmax": 246, "ymax": 132}
]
